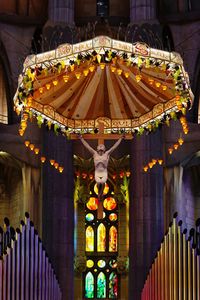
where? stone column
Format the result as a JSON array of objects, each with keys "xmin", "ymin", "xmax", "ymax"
[
  {"xmin": 130, "ymin": 0, "xmax": 156, "ymax": 22},
  {"xmin": 42, "ymin": 129, "xmax": 74, "ymax": 300},
  {"xmin": 129, "ymin": 130, "xmax": 164, "ymax": 300},
  {"xmin": 48, "ymin": 0, "xmax": 74, "ymax": 24}
]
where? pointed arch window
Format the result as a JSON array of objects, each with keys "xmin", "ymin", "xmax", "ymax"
[
  {"xmin": 0, "ymin": 62, "xmax": 8, "ymax": 124},
  {"xmin": 84, "ymin": 181, "xmax": 119, "ymax": 299}
]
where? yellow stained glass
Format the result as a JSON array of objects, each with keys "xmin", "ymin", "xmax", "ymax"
[
  {"xmin": 94, "ymin": 183, "xmax": 109, "ymax": 195},
  {"xmin": 109, "ymin": 226, "xmax": 117, "ymax": 252},
  {"xmin": 86, "ymin": 197, "xmax": 98, "ymax": 210},
  {"xmin": 97, "ymin": 223, "xmax": 106, "ymax": 252},
  {"xmin": 86, "ymin": 226, "xmax": 94, "ymax": 251},
  {"xmin": 87, "ymin": 260, "xmax": 94, "ymax": 268},
  {"xmin": 103, "ymin": 197, "xmax": 117, "ymax": 211}
]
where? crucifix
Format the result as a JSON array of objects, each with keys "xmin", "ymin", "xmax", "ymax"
[{"xmin": 76, "ymin": 121, "xmax": 129, "ymax": 219}]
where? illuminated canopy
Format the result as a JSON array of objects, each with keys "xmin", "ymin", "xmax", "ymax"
[{"xmin": 14, "ymin": 36, "xmax": 193, "ymax": 136}]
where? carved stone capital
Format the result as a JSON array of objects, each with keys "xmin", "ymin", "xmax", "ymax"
[
  {"xmin": 117, "ymin": 256, "xmax": 129, "ymax": 274},
  {"xmin": 74, "ymin": 255, "xmax": 87, "ymax": 273}
]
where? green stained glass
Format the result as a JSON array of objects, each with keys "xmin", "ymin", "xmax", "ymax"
[
  {"xmin": 109, "ymin": 272, "xmax": 118, "ymax": 298},
  {"xmin": 85, "ymin": 272, "xmax": 94, "ymax": 298},
  {"xmin": 97, "ymin": 259, "xmax": 106, "ymax": 268},
  {"xmin": 86, "ymin": 213, "xmax": 94, "ymax": 222},
  {"xmin": 97, "ymin": 272, "xmax": 106, "ymax": 298}
]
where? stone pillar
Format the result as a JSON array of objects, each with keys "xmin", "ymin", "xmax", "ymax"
[
  {"xmin": 42, "ymin": 129, "xmax": 74, "ymax": 300},
  {"xmin": 48, "ymin": 0, "xmax": 74, "ymax": 24},
  {"xmin": 129, "ymin": 130, "xmax": 164, "ymax": 300},
  {"xmin": 130, "ymin": 0, "xmax": 156, "ymax": 22}
]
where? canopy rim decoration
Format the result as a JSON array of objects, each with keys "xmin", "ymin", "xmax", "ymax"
[{"xmin": 14, "ymin": 35, "xmax": 194, "ymax": 137}]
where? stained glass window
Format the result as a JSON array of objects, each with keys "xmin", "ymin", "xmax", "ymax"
[
  {"xmin": 97, "ymin": 223, "xmax": 106, "ymax": 252},
  {"xmin": 109, "ymin": 226, "xmax": 117, "ymax": 252},
  {"xmin": 0, "ymin": 63, "xmax": 8, "ymax": 124},
  {"xmin": 84, "ymin": 181, "xmax": 119, "ymax": 299},
  {"xmin": 86, "ymin": 226, "xmax": 94, "ymax": 251},
  {"xmin": 97, "ymin": 272, "xmax": 106, "ymax": 298},
  {"xmin": 85, "ymin": 272, "xmax": 94, "ymax": 298},
  {"xmin": 109, "ymin": 272, "xmax": 118, "ymax": 298}
]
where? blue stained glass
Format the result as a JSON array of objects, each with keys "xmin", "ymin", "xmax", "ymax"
[
  {"xmin": 85, "ymin": 272, "xmax": 94, "ymax": 298},
  {"xmin": 97, "ymin": 272, "xmax": 106, "ymax": 298}
]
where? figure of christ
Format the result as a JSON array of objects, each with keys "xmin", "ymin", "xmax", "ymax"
[{"xmin": 79, "ymin": 135, "xmax": 124, "ymax": 218}]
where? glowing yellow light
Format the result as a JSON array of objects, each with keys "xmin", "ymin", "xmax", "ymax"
[
  {"xmin": 148, "ymin": 78, "xmax": 154, "ymax": 85},
  {"xmin": 135, "ymin": 74, "xmax": 142, "ymax": 82},
  {"xmin": 148, "ymin": 162, "xmax": 154, "ymax": 168},
  {"xmin": 143, "ymin": 166, "xmax": 148, "ymax": 172},
  {"xmin": 39, "ymin": 87, "xmax": 44, "ymax": 94},
  {"xmin": 41, "ymin": 156, "xmax": 46, "ymax": 163},
  {"xmin": 70, "ymin": 64, "xmax": 74, "ymax": 72},
  {"xmin": 174, "ymin": 144, "xmax": 179, "ymax": 150},
  {"xmin": 117, "ymin": 69, "xmax": 122, "ymax": 75},
  {"xmin": 46, "ymin": 83, "xmax": 51, "ymax": 90},
  {"xmin": 24, "ymin": 140, "xmax": 30, "ymax": 147},
  {"xmin": 126, "ymin": 171, "xmax": 131, "ymax": 177},
  {"xmin": 58, "ymin": 166, "xmax": 64, "ymax": 173},
  {"xmin": 152, "ymin": 159, "xmax": 157, "ymax": 165},
  {"xmin": 53, "ymin": 80, "xmax": 58, "ymax": 86},
  {"xmin": 63, "ymin": 75, "xmax": 69, "ymax": 82},
  {"xmin": 178, "ymin": 138, "xmax": 184, "ymax": 145},
  {"xmin": 158, "ymin": 159, "xmax": 163, "ymax": 165},
  {"xmin": 27, "ymin": 96, "xmax": 33, "ymax": 107},
  {"xmin": 175, "ymin": 95, "xmax": 180, "ymax": 100},
  {"xmin": 75, "ymin": 72, "xmax": 81, "ymax": 79},
  {"xmin": 23, "ymin": 112, "xmax": 29, "ymax": 121},
  {"xmin": 124, "ymin": 71, "xmax": 130, "ymax": 78},
  {"xmin": 168, "ymin": 148, "xmax": 173, "ymax": 155},
  {"xmin": 110, "ymin": 66, "xmax": 116, "ymax": 73},
  {"xmin": 29, "ymin": 144, "xmax": 35, "ymax": 151},
  {"xmin": 54, "ymin": 162, "xmax": 59, "ymax": 169},
  {"xmin": 155, "ymin": 82, "xmax": 161, "ymax": 88},
  {"xmin": 18, "ymin": 129, "xmax": 24, "ymax": 136},
  {"xmin": 89, "ymin": 65, "xmax": 95, "ymax": 72},
  {"xmin": 20, "ymin": 120, "xmax": 27, "ymax": 130},
  {"xmin": 83, "ymin": 69, "xmax": 89, "ymax": 76},
  {"xmin": 34, "ymin": 148, "xmax": 40, "ymax": 155},
  {"xmin": 162, "ymin": 85, "xmax": 167, "ymax": 91},
  {"xmin": 100, "ymin": 63, "xmax": 105, "ymax": 70},
  {"xmin": 97, "ymin": 54, "xmax": 101, "ymax": 64},
  {"xmin": 50, "ymin": 159, "xmax": 55, "ymax": 166}
]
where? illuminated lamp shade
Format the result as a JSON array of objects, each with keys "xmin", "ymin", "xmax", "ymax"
[
  {"xmin": 83, "ymin": 69, "xmax": 89, "ymax": 76},
  {"xmin": 117, "ymin": 69, "xmax": 122, "ymax": 75},
  {"xmin": 174, "ymin": 144, "xmax": 179, "ymax": 150},
  {"xmin": 109, "ymin": 213, "xmax": 118, "ymax": 221},
  {"xmin": 124, "ymin": 71, "xmax": 130, "ymax": 78},
  {"xmin": 110, "ymin": 66, "xmax": 116, "ymax": 73},
  {"xmin": 70, "ymin": 64, "xmax": 74, "ymax": 72},
  {"xmin": 18, "ymin": 129, "xmax": 24, "ymax": 136},
  {"xmin": 158, "ymin": 159, "xmax": 163, "ymax": 165},
  {"xmin": 143, "ymin": 166, "xmax": 148, "ymax": 172},
  {"xmin": 103, "ymin": 197, "xmax": 117, "ymax": 211},
  {"xmin": 178, "ymin": 138, "xmax": 184, "ymax": 145},
  {"xmin": 86, "ymin": 197, "xmax": 98, "ymax": 210},
  {"xmin": 168, "ymin": 148, "xmax": 173, "ymax": 155},
  {"xmin": 39, "ymin": 87, "xmax": 44, "ymax": 93},
  {"xmin": 126, "ymin": 171, "xmax": 131, "ymax": 177},
  {"xmin": 135, "ymin": 74, "xmax": 142, "ymax": 82},
  {"xmin": 29, "ymin": 144, "xmax": 35, "ymax": 151},
  {"xmin": 94, "ymin": 183, "xmax": 109, "ymax": 196},
  {"xmin": 119, "ymin": 171, "xmax": 124, "ymax": 178},
  {"xmin": 152, "ymin": 159, "xmax": 157, "ymax": 165},
  {"xmin": 34, "ymin": 148, "xmax": 40, "ymax": 155},
  {"xmin": 53, "ymin": 80, "xmax": 58, "ymax": 86},
  {"xmin": 162, "ymin": 85, "xmax": 167, "ymax": 91},
  {"xmin": 148, "ymin": 162, "xmax": 154, "ymax": 169},
  {"xmin": 89, "ymin": 174, "xmax": 94, "ymax": 180},
  {"xmin": 148, "ymin": 78, "xmax": 154, "ymax": 85},
  {"xmin": 54, "ymin": 162, "xmax": 59, "ymax": 169},
  {"xmin": 50, "ymin": 159, "xmax": 55, "ymax": 166},
  {"xmin": 20, "ymin": 120, "xmax": 27, "ymax": 130},
  {"xmin": 24, "ymin": 140, "xmax": 30, "ymax": 147},
  {"xmin": 58, "ymin": 166, "xmax": 64, "ymax": 173},
  {"xmin": 155, "ymin": 82, "xmax": 161, "ymax": 88},
  {"xmin": 100, "ymin": 63, "xmax": 105, "ymax": 70},
  {"xmin": 46, "ymin": 83, "xmax": 51, "ymax": 90},
  {"xmin": 23, "ymin": 112, "xmax": 29, "ymax": 121},
  {"xmin": 63, "ymin": 75, "xmax": 69, "ymax": 82},
  {"xmin": 75, "ymin": 72, "xmax": 81, "ymax": 79},
  {"xmin": 89, "ymin": 65, "xmax": 95, "ymax": 72},
  {"xmin": 40, "ymin": 156, "xmax": 46, "ymax": 163}
]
